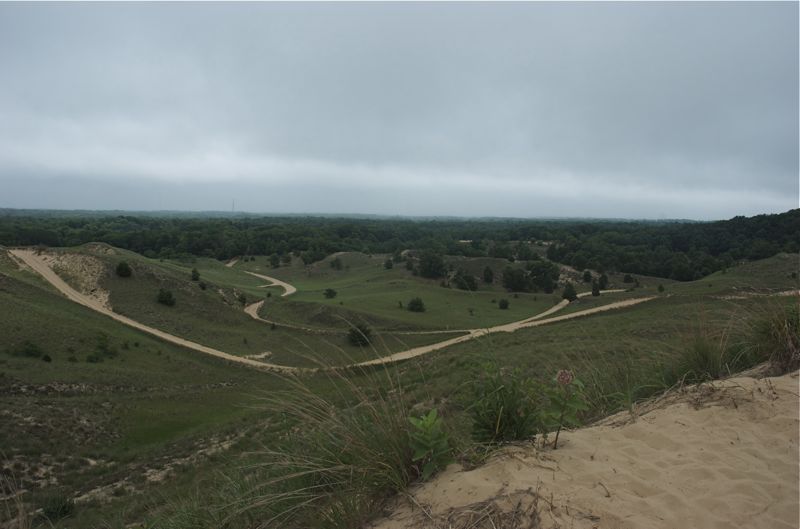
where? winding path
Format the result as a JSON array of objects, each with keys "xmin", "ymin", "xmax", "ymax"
[{"xmin": 10, "ymin": 248, "xmax": 654, "ymax": 373}]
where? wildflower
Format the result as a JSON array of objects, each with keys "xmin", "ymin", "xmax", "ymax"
[{"xmin": 556, "ymin": 369, "xmax": 574, "ymax": 386}]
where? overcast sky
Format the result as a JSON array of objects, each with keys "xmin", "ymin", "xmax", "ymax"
[{"xmin": 0, "ymin": 2, "xmax": 797, "ymax": 219}]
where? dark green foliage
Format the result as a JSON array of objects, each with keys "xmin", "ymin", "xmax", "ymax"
[
  {"xmin": 198, "ymin": 281, "xmax": 207, "ymax": 290},
  {"xmin": 591, "ymin": 281, "xmax": 600, "ymax": 296},
  {"xmin": 562, "ymin": 282, "xmax": 577, "ymax": 301},
  {"xmin": 407, "ymin": 297, "xmax": 426, "ymax": 313},
  {"xmin": 323, "ymin": 288, "xmax": 337, "ymax": 299},
  {"xmin": 330, "ymin": 257, "xmax": 343, "ymax": 270},
  {"xmin": 384, "ymin": 259, "xmax": 393, "ymax": 270},
  {"xmin": 501, "ymin": 267, "xmax": 529, "ymax": 292},
  {"xmin": 269, "ymin": 253, "xmax": 280, "ymax": 268},
  {"xmin": 658, "ymin": 284, "xmax": 665, "ymax": 293},
  {"xmin": 238, "ymin": 293, "xmax": 247, "ymax": 305},
  {"xmin": 408, "ymin": 409, "xmax": 453, "ymax": 480},
  {"xmin": 157, "ymin": 288, "xmax": 176, "ymax": 306},
  {"xmin": 115, "ymin": 261, "xmax": 132, "ymax": 277},
  {"xmin": 191, "ymin": 268, "xmax": 200, "ymax": 281},
  {"xmin": 471, "ymin": 366, "xmax": 541, "ymax": 444},
  {"xmin": 541, "ymin": 371, "xmax": 589, "ymax": 449},
  {"xmin": 598, "ymin": 273, "xmax": 609, "ymax": 290},
  {"xmin": 483, "ymin": 266, "xmax": 494, "ymax": 284},
  {"xmin": 9, "ymin": 340, "xmax": 44, "ymax": 358},
  {"xmin": 623, "ymin": 273, "xmax": 634, "ymax": 283},
  {"xmin": 498, "ymin": 298, "xmax": 509, "ymax": 310},
  {"xmin": 40, "ymin": 491, "xmax": 75, "ymax": 521},
  {"xmin": 582, "ymin": 270, "xmax": 592, "ymax": 283},
  {"xmin": 42, "ymin": 354, "xmax": 52, "ymax": 362},
  {"xmin": 347, "ymin": 324, "xmax": 372, "ymax": 346},
  {"xmin": 302, "ymin": 248, "xmax": 326, "ymax": 265},
  {"xmin": 453, "ymin": 269, "xmax": 477, "ymax": 291},
  {"xmin": 418, "ymin": 251, "xmax": 446, "ymax": 279},
  {"xmin": 405, "ymin": 259, "xmax": 414, "ymax": 271}
]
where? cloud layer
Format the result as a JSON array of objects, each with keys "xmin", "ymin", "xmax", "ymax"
[{"xmin": 0, "ymin": 3, "xmax": 797, "ymax": 219}]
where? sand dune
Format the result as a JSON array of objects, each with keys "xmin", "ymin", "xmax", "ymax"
[{"xmin": 372, "ymin": 371, "xmax": 800, "ymax": 529}]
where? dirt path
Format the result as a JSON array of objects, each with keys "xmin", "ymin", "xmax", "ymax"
[
  {"xmin": 244, "ymin": 270, "xmax": 297, "ymax": 297},
  {"xmin": 12, "ymin": 248, "xmax": 652, "ymax": 372},
  {"xmin": 225, "ymin": 257, "xmax": 239, "ymax": 268},
  {"xmin": 9, "ymin": 249, "xmax": 303, "ymax": 373}
]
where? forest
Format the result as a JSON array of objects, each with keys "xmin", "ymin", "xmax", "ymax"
[{"xmin": 0, "ymin": 208, "xmax": 797, "ymax": 281}]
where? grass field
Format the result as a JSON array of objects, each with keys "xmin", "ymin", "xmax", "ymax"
[{"xmin": 1, "ymin": 245, "xmax": 796, "ymax": 528}]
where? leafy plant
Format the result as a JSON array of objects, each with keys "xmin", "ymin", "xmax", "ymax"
[
  {"xmin": 115, "ymin": 261, "xmax": 132, "ymax": 277},
  {"xmin": 498, "ymin": 298, "xmax": 509, "ymax": 310},
  {"xmin": 407, "ymin": 297, "xmax": 426, "ymax": 312},
  {"xmin": 157, "ymin": 288, "xmax": 176, "ymax": 306},
  {"xmin": 471, "ymin": 365, "xmax": 541, "ymax": 444},
  {"xmin": 408, "ymin": 409, "xmax": 453, "ymax": 480},
  {"xmin": 347, "ymin": 323, "xmax": 372, "ymax": 346},
  {"xmin": 323, "ymin": 288, "xmax": 337, "ymax": 299},
  {"xmin": 542, "ymin": 370, "xmax": 588, "ymax": 449}
]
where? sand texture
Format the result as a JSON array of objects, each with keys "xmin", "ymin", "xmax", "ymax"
[{"xmin": 373, "ymin": 371, "xmax": 800, "ymax": 529}]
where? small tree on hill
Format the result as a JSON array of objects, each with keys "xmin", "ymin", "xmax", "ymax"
[
  {"xmin": 407, "ymin": 297, "xmax": 426, "ymax": 312},
  {"xmin": 330, "ymin": 257, "xmax": 343, "ymax": 271},
  {"xmin": 191, "ymin": 268, "xmax": 200, "ymax": 281},
  {"xmin": 591, "ymin": 280, "xmax": 600, "ymax": 296},
  {"xmin": 658, "ymin": 284, "xmax": 665, "ymax": 293},
  {"xmin": 347, "ymin": 324, "xmax": 372, "ymax": 346},
  {"xmin": 562, "ymin": 283, "xmax": 577, "ymax": 302},
  {"xmin": 498, "ymin": 298, "xmax": 509, "ymax": 310},
  {"xmin": 157, "ymin": 289, "xmax": 175, "ymax": 306},
  {"xmin": 483, "ymin": 266, "xmax": 494, "ymax": 284},
  {"xmin": 623, "ymin": 274, "xmax": 634, "ymax": 283},
  {"xmin": 598, "ymin": 273, "xmax": 609, "ymax": 290},
  {"xmin": 269, "ymin": 254, "xmax": 280, "ymax": 268},
  {"xmin": 582, "ymin": 270, "xmax": 592, "ymax": 283},
  {"xmin": 418, "ymin": 251, "xmax": 446, "ymax": 279},
  {"xmin": 116, "ymin": 261, "xmax": 132, "ymax": 278},
  {"xmin": 323, "ymin": 288, "xmax": 337, "ymax": 299},
  {"xmin": 384, "ymin": 259, "xmax": 393, "ymax": 270}
]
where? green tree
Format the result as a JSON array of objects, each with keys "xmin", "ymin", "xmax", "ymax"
[
  {"xmin": 347, "ymin": 324, "xmax": 372, "ymax": 346},
  {"xmin": 453, "ymin": 269, "xmax": 477, "ymax": 291},
  {"xmin": 502, "ymin": 267, "xmax": 529, "ymax": 292},
  {"xmin": 157, "ymin": 289, "xmax": 175, "ymax": 306},
  {"xmin": 330, "ymin": 257, "xmax": 343, "ymax": 270},
  {"xmin": 407, "ymin": 297, "xmax": 426, "ymax": 312},
  {"xmin": 483, "ymin": 266, "xmax": 494, "ymax": 284},
  {"xmin": 591, "ymin": 280, "xmax": 600, "ymax": 296},
  {"xmin": 324, "ymin": 288, "xmax": 338, "ymax": 299},
  {"xmin": 658, "ymin": 284, "xmax": 665, "ymax": 293},
  {"xmin": 384, "ymin": 258, "xmax": 393, "ymax": 270},
  {"xmin": 418, "ymin": 251, "xmax": 446, "ymax": 279},
  {"xmin": 582, "ymin": 270, "xmax": 592, "ymax": 283},
  {"xmin": 562, "ymin": 282, "xmax": 577, "ymax": 302},
  {"xmin": 269, "ymin": 253, "xmax": 280, "ymax": 268},
  {"xmin": 598, "ymin": 273, "xmax": 609, "ymax": 290},
  {"xmin": 498, "ymin": 298, "xmax": 509, "ymax": 310},
  {"xmin": 623, "ymin": 273, "xmax": 634, "ymax": 283},
  {"xmin": 115, "ymin": 261, "xmax": 132, "ymax": 278},
  {"xmin": 191, "ymin": 268, "xmax": 200, "ymax": 281}
]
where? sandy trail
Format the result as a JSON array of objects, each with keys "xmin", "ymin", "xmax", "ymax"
[
  {"xmin": 9, "ymin": 249, "xmax": 303, "ymax": 373},
  {"xmin": 373, "ymin": 371, "xmax": 800, "ymax": 529},
  {"xmin": 244, "ymin": 270, "xmax": 297, "ymax": 296},
  {"xmin": 12, "ymin": 248, "xmax": 651, "ymax": 372},
  {"xmin": 224, "ymin": 257, "xmax": 239, "ymax": 268}
]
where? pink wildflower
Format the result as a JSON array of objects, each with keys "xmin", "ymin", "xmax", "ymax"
[{"xmin": 556, "ymin": 369, "xmax": 574, "ymax": 386}]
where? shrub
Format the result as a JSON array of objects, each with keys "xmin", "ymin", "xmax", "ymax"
[
  {"xmin": 198, "ymin": 281, "xmax": 207, "ymax": 290},
  {"xmin": 591, "ymin": 280, "xmax": 600, "ymax": 296},
  {"xmin": 347, "ymin": 324, "xmax": 372, "ymax": 346},
  {"xmin": 384, "ymin": 259, "xmax": 393, "ymax": 270},
  {"xmin": 42, "ymin": 354, "xmax": 52, "ymax": 363},
  {"xmin": 483, "ymin": 266, "xmax": 494, "ymax": 284},
  {"xmin": 238, "ymin": 293, "xmax": 247, "ymax": 305},
  {"xmin": 658, "ymin": 284, "xmax": 665, "ymax": 293},
  {"xmin": 623, "ymin": 273, "xmax": 634, "ymax": 283},
  {"xmin": 418, "ymin": 251, "xmax": 446, "ymax": 279},
  {"xmin": 11, "ymin": 341, "xmax": 43, "ymax": 358},
  {"xmin": 471, "ymin": 365, "xmax": 541, "ymax": 444},
  {"xmin": 270, "ymin": 253, "xmax": 280, "ymax": 268},
  {"xmin": 598, "ymin": 273, "xmax": 609, "ymax": 290},
  {"xmin": 498, "ymin": 298, "xmax": 509, "ymax": 310},
  {"xmin": 453, "ymin": 269, "xmax": 477, "ymax": 291},
  {"xmin": 40, "ymin": 491, "xmax": 74, "ymax": 521},
  {"xmin": 191, "ymin": 268, "xmax": 200, "ymax": 281},
  {"xmin": 330, "ymin": 257, "xmax": 343, "ymax": 270},
  {"xmin": 115, "ymin": 261, "xmax": 132, "ymax": 278},
  {"xmin": 582, "ymin": 270, "xmax": 592, "ymax": 283},
  {"xmin": 409, "ymin": 409, "xmax": 453, "ymax": 480},
  {"xmin": 323, "ymin": 288, "xmax": 337, "ymax": 299},
  {"xmin": 746, "ymin": 303, "xmax": 800, "ymax": 373},
  {"xmin": 157, "ymin": 289, "xmax": 176, "ymax": 306},
  {"xmin": 562, "ymin": 282, "xmax": 577, "ymax": 302},
  {"xmin": 407, "ymin": 297, "xmax": 426, "ymax": 312}
]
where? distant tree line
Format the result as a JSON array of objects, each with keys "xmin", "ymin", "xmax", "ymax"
[{"xmin": 0, "ymin": 209, "xmax": 797, "ymax": 281}]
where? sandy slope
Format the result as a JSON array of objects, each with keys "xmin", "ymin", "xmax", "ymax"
[
  {"xmin": 372, "ymin": 371, "xmax": 800, "ymax": 529},
  {"xmin": 243, "ymin": 270, "xmax": 297, "ymax": 296}
]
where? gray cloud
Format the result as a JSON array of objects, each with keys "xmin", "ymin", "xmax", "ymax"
[{"xmin": 0, "ymin": 2, "xmax": 797, "ymax": 219}]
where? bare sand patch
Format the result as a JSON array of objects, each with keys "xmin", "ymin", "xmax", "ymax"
[{"xmin": 372, "ymin": 371, "xmax": 800, "ymax": 529}]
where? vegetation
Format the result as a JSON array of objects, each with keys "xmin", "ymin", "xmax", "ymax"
[
  {"xmin": 407, "ymin": 297, "xmax": 426, "ymax": 313},
  {"xmin": 191, "ymin": 268, "xmax": 200, "ymax": 281},
  {"xmin": 323, "ymin": 288, "xmax": 337, "ymax": 299},
  {"xmin": 157, "ymin": 288, "xmax": 176, "ymax": 306},
  {"xmin": 347, "ymin": 323, "xmax": 372, "ymax": 346},
  {"xmin": 471, "ymin": 366, "xmax": 541, "ymax": 444},
  {"xmin": 562, "ymin": 282, "xmax": 577, "ymax": 301},
  {"xmin": 498, "ymin": 298, "xmax": 509, "ymax": 310},
  {"xmin": 483, "ymin": 266, "xmax": 494, "ymax": 284},
  {"xmin": 408, "ymin": 409, "xmax": 453, "ymax": 480},
  {"xmin": 116, "ymin": 261, "xmax": 132, "ymax": 277}
]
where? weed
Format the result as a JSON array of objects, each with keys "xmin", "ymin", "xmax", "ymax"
[
  {"xmin": 470, "ymin": 365, "xmax": 541, "ymax": 444},
  {"xmin": 409, "ymin": 409, "xmax": 453, "ymax": 480}
]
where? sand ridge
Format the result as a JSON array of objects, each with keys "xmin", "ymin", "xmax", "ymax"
[{"xmin": 372, "ymin": 371, "xmax": 800, "ymax": 529}]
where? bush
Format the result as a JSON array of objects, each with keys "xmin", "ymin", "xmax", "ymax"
[
  {"xmin": 418, "ymin": 251, "xmax": 446, "ymax": 279},
  {"xmin": 483, "ymin": 266, "xmax": 494, "ymax": 284},
  {"xmin": 471, "ymin": 366, "xmax": 541, "ymax": 444},
  {"xmin": 40, "ymin": 492, "xmax": 74, "ymax": 521},
  {"xmin": 238, "ymin": 293, "xmax": 247, "ymax": 305},
  {"xmin": 598, "ymin": 273, "xmax": 609, "ymax": 290},
  {"xmin": 453, "ymin": 269, "xmax": 477, "ymax": 291},
  {"xmin": 658, "ymin": 284, "xmax": 665, "ymax": 293},
  {"xmin": 191, "ymin": 268, "xmax": 200, "ymax": 281},
  {"xmin": 384, "ymin": 259, "xmax": 393, "ymax": 270},
  {"xmin": 115, "ymin": 261, "xmax": 132, "ymax": 278},
  {"xmin": 157, "ymin": 289, "xmax": 176, "ymax": 306},
  {"xmin": 347, "ymin": 324, "xmax": 372, "ymax": 346},
  {"xmin": 198, "ymin": 281, "xmax": 207, "ymax": 290},
  {"xmin": 623, "ymin": 273, "xmax": 634, "ymax": 283},
  {"xmin": 746, "ymin": 303, "xmax": 800, "ymax": 373},
  {"xmin": 10, "ymin": 341, "xmax": 44, "ymax": 358},
  {"xmin": 409, "ymin": 409, "xmax": 453, "ymax": 480},
  {"xmin": 582, "ymin": 270, "xmax": 592, "ymax": 283},
  {"xmin": 407, "ymin": 297, "xmax": 426, "ymax": 312},
  {"xmin": 498, "ymin": 298, "xmax": 509, "ymax": 310},
  {"xmin": 562, "ymin": 282, "xmax": 577, "ymax": 302},
  {"xmin": 591, "ymin": 280, "xmax": 600, "ymax": 296},
  {"xmin": 323, "ymin": 288, "xmax": 337, "ymax": 299},
  {"xmin": 42, "ymin": 354, "xmax": 52, "ymax": 363}
]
